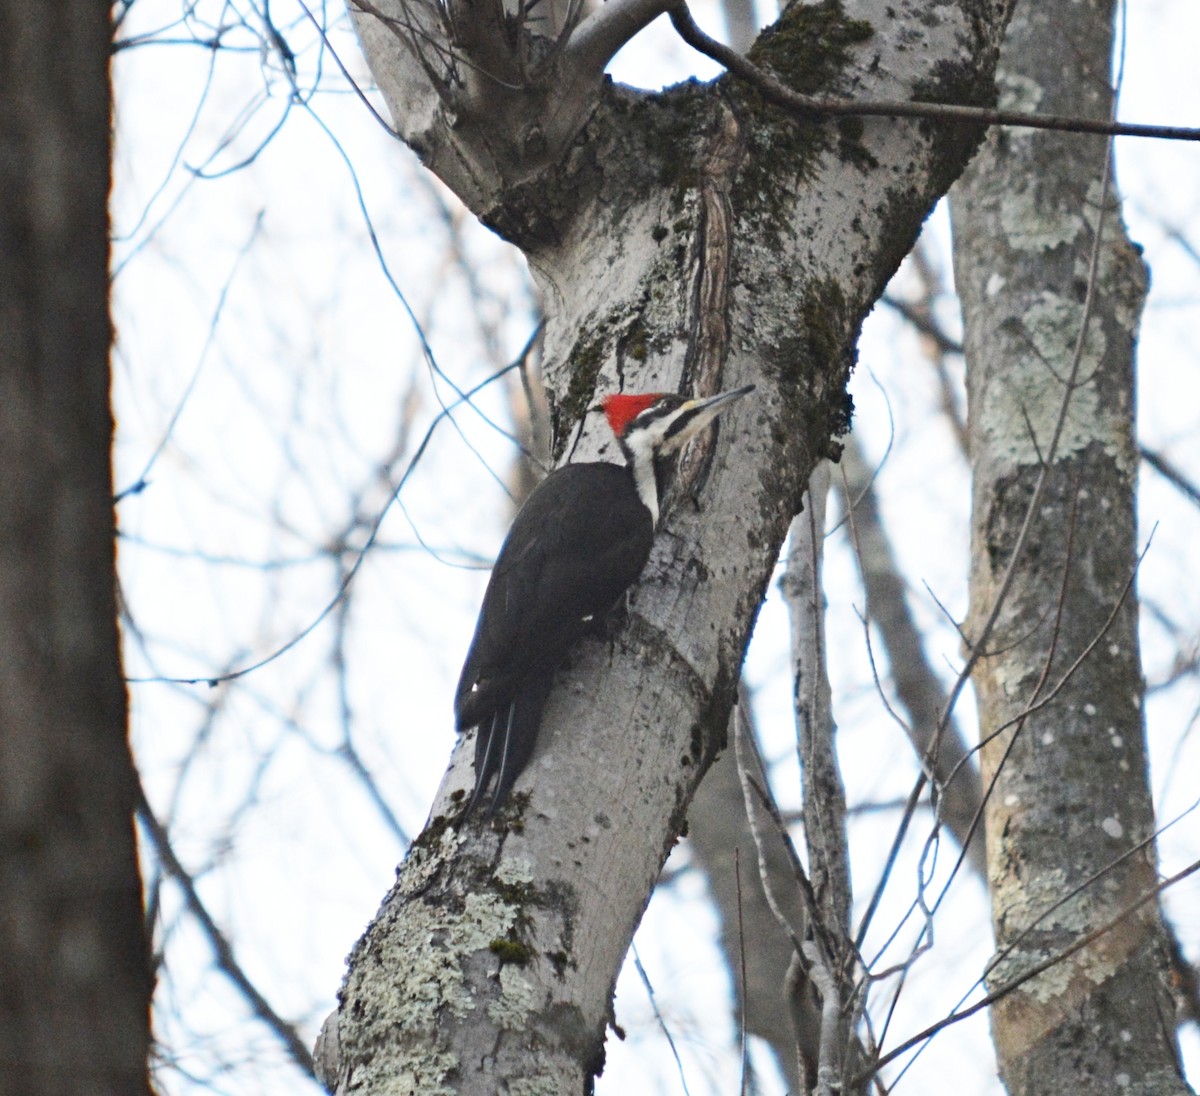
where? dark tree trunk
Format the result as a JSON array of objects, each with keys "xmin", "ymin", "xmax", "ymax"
[{"xmin": 0, "ymin": 5, "xmax": 152, "ymax": 1094}]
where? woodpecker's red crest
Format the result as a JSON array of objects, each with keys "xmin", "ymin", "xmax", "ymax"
[{"xmin": 601, "ymin": 392, "xmax": 667, "ymax": 439}]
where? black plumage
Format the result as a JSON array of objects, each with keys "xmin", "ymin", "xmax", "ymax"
[
  {"xmin": 454, "ymin": 385, "xmax": 753, "ymax": 816},
  {"xmin": 455, "ymin": 462, "xmax": 653, "ymax": 813}
]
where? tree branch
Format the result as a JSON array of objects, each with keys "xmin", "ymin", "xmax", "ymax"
[
  {"xmin": 565, "ymin": 0, "xmax": 679, "ymax": 80},
  {"xmin": 135, "ymin": 783, "xmax": 317, "ymax": 1080},
  {"xmin": 1141, "ymin": 444, "xmax": 1200, "ymax": 508},
  {"xmin": 861, "ymin": 854, "xmax": 1200, "ymax": 1081},
  {"xmin": 837, "ymin": 438, "xmax": 987, "ymax": 880},
  {"xmin": 669, "ymin": 4, "xmax": 1200, "ymax": 142}
]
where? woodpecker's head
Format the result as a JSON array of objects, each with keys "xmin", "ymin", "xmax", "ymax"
[
  {"xmin": 602, "ymin": 386, "xmax": 755, "ymax": 453},
  {"xmin": 600, "ymin": 385, "xmax": 754, "ymax": 523}
]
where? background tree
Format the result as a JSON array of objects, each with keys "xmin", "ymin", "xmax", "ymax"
[
  {"xmin": 1, "ymin": 3, "xmax": 151, "ymax": 1094},
  {"xmin": 952, "ymin": 0, "xmax": 1187, "ymax": 1089}
]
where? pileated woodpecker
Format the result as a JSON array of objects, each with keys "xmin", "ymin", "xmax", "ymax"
[{"xmin": 456, "ymin": 384, "xmax": 754, "ymax": 815}]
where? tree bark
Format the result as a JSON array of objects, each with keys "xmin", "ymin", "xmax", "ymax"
[
  {"xmin": 952, "ymin": 0, "xmax": 1188, "ymax": 1090},
  {"xmin": 323, "ymin": 0, "xmax": 1013, "ymax": 1089},
  {"xmin": 0, "ymin": 4, "xmax": 152, "ymax": 1095},
  {"xmin": 782, "ymin": 463, "xmax": 857, "ymax": 1092}
]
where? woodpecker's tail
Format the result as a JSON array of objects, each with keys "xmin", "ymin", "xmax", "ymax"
[{"xmin": 464, "ymin": 675, "xmax": 554, "ymax": 817}]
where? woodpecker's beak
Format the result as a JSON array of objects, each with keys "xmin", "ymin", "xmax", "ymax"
[{"xmin": 664, "ymin": 384, "xmax": 754, "ymax": 451}]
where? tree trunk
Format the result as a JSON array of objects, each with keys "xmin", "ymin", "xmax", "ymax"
[
  {"xmin": 952, "ymin": 0, "xmax": 1188, "ymax": 1090},
  {"xmin": 782, "ymin": 463, "xmax": 857, "ymax": 1092},
  {"xmin": 0, "ymin": 4, "xmax": 152, "ymax": 1095},
  {"xmin": 322, "ymin": 0, "xmax": 1013, "ymax": 1089}
]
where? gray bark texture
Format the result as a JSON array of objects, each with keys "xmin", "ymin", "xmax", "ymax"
[
  {"xmin": 0, "ymin": 3, "xmax": 152, "ymax": 1094},
  {"xmin": 786, "ymin": 465, "xmax": 849, "ymax": 941},
  {"xmin": 324, "ymin": 0, "xmax": 1015, "ymax": 1090},
  {"xmin": 952, "ymin": 0, "xmax": 1190, "ymax": 1092},
  {"xmin": 782, "ymin": 465, "xmax": 857, "ymax": 1093}
]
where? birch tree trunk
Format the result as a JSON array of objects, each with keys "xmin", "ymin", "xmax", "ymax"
[
  {"xmin": 952, "ymin": 0, "xmax": 1189, "ymax": 1090},
  {"xmin": 320, "ymin": 0, "xmax": 1014, "ymax": 1089},
  {"xmin": 0, "ymin": 4, "xmax": 152, "ymax": 1093}
]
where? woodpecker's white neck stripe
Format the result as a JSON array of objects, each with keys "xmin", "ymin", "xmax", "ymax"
[
  {"xmin": 623, "ymin": 425, "xmax": 663, "ymax": 525},
  {"xmin": 633, "ymin": 452, "xmax": 660, "ymax": 525}
]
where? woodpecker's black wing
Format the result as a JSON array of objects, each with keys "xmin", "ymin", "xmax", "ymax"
[{"xmin": 456, "ymin": 461, "xmax": 654, "ymax": 812}]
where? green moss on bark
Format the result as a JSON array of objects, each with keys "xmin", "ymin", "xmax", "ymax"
[{"xmin": 730, "ymin": 0, "xmax": 875, "ymax": 234}]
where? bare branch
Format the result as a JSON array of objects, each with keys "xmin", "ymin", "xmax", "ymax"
[
  {"xmin": 565, "ymin": 0, "xmax": 680, "ymax": 80},
  {"xmin": 126, "ymin": 342, "xmax": 535, "ymax": 687},
  {"xmin": 837, "ymin": 437, "xmax": 986, "ymax": 879},
  {"xmin": 669, "ymin": 4, "xmax": 1200, "ymax": 142},
  {"xmin": 861, "ymin": 854, "xmax": 1200, "ymax": 1081},
  {"xmin": 784, "ymin": 465, "xmax": 853, "ymax": 938},
  {"xmin": 1142, "ymin": 444, "xmax": 1200, "ymax": 509},
  {"xmin": 802, "ymin": 940, "xmax": 843, "ymax": 1096},
  {"xmin": 135, "ymin": 783, "xmax": 317, "ymax": 1080}
]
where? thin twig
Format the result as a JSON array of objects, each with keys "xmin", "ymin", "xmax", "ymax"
[
  {"xmin": 1141, "ymin": 445, "xmax": 1200, "ymax": 508},
  {"xmin": 734, "ymin": 849, "xmax": 749, "ymax": 1096},
  {"xmin": 127, "ymin": 335, "xmax": 538, "ymax": 685},
  {"xmin": 631, "ymin": 944, "xmax": 693, "ymax": 1096},
  {"xmin": 858, "ymin": 854, "xmax": 1200, "ymax": 1082},
  {"xmin": 135, "ymin": 782, "xmax": 317, "ymax": 1079}
]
